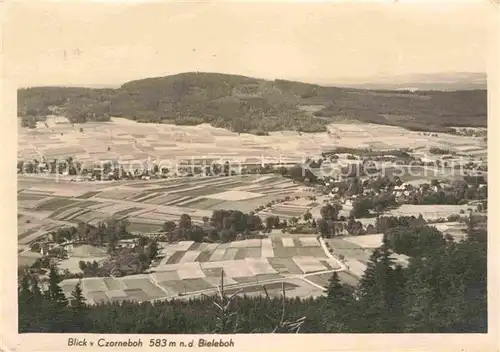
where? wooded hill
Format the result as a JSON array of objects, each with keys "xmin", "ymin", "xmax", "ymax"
[{"xmin": 18, "ymin": 72, "xmax": 487, "ymax": 134}]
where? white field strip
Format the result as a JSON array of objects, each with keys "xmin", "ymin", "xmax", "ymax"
[
  {"xmin": 298, "ymin": 237, "xmax": 321, "ymax": 247},
  {"xmin": 160, "ymin": 206, "xmax": 212, "ymax": 217},
  {"xmin": 454, "ymin": 145, "xmax": 484, "ymax": 151},
  {"xmin": 387, "ymin": 204, "xmax": 470, "ymax": 219},
  {"xmin": 201, "ymin": 260, "xmax": 244, "ymax": 271},
  {"xmin": 177, "ymin": 264, "xmax": 206, "ymax": 280},
  {"xmin": 246, "ymin": 258, "xmax": 278, "ymax": 275},
  {"xmin": 96, "ymin": 189, "xmax": 138, "ymax": 199},
  {"xmin": 133, "ymin": 212, "xmax": 173, "ymax": 221},
  {"xmin": 206, "ymin": 190, "xmax": 263, "ymax": 201},
  {"xmin": 222, "ymin": 248, "xmax": 239, "ymax": 261},
  {"xmin": 86, "ymin": 202, "xmax": 114, "ymax": 210},
  {"xmin": 287, "ymin": 198, "xmax": 316, "ymax": 206},
  {"xmin": 275, "ymin": 183, "xmax": 300, "ymax": 190},
  {"xmin": 273, "ymin": 204, "xmax": 307, "ymax": 211},
  {"xmin": 174, "ymin": 197, "xmax": 200, "ymax": 207},
  {"xmin": 146, "ymin": 194, "xmax": 183, "ymax": 205},
  {"xmin": 229, "ymin": 239, "xmax": 262, "ymax": 248},
  {"xmin": 158, "ymin": 252, "xmax": 176, "ymax": 267},
  {"xmin": 134, "ymin": 192, "xmax": 164, "ymax": 203},
  {"xmin": 164, "ymin": 241, "xmax": 195, "ymax": 252},
  {"xmin": 53, "ymin": 207, "xmax": 86, "ymax": 221},
  {"xmin": 82, "ymin": 278, "xmax": 108, "ymax": 292},
  {"xmin": 221, "ymin": 261, "xmax": 254, "ymax": 278},
  {"xmin": 150, "ymin": 271, "xmax": 181, "ymax": 282},
  {"xmin": 167, "ymin": 185, "xmax": 206, "ymax": 195},
  {"xmin": 344, "ymin": 259, "xmax": 367, "ymax": 278},
  {"xmin": 282, "ymin": 238, "xmax": 295, "ymax": 247},
  {"xmin": 343, "ymin": 234, "xmax": 384, "ymax": 249},
  {"xmin": 19, "ymin": 188, "xmax": 54, "ymax": 195},
  {"xmin": 200, "ymin": 261, "xmax": 227, "ymax": 269},
  {"xmin": 203, "ymin": 276, "xmax": 238, "ymax": 287},
  {"xmin": 164, "ymin": 196, "xmax": 193, "ymax": 206},
  {"xmin": 261, "ymin": 238, "xmax": 275, "ymax": 258},
  {"xmin": 237, "ymin": 185, "xmax": 265, "ymax": 192},
  {"xmin": 457, "ymin": 147, "xmax": 487, "ymax": 154},
  {"xmin": 433, "ymin": 221, "xmax": 466, "ymax": 232},
  {"xmin": 128, "ymin": 217, "xmax": 164, "ymax": 225},
  {"xmin": 30, "ymin": 188, "xmax": 82, "ymax": 197},
  {"xmin": 244, "ymin": 238, "xmax": 264, "ymax": 247},
  {"xmin": 19, "ymin": 199, "xmax": 47, "ymax": 210},
  {"xmin": 292, "ymin": 257, "xmax": 327, "ymax": 274},
  {"xmin": 98, "ymin": 203, "xmax": 136, "ymax": 214},
  {"xmin": 324, "ymin": 259, "xmax": 342, "ymax": 270},
  {"xmin": 196, "ymin": 243, "xmax": 220, "ymax": 252},
  {"xmin": 152, "ymin": 262, "xmax": 185, "ymax": 271},
  {"xmin": 63, "ymin": 208, "xmax": 92, "ymax": 221},
  {"xmin": 209, "ymin": 248, "xmax": 227, "ymax": 262},
  {"xmin": 75, "ymin": 211, "xmax": 102, "ymax": 223},
  {"xmin": 106, "ymin": 290, "xmax": 128, "ymax": 299},
  {"xmin": 179, "ymin": 250, "xmax": 202, "ymax": 264}
]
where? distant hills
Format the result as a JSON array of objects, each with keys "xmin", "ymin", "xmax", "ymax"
[
  {"xmin": 329, "ymin": 72, "xmax": 487, "ymax": 91},
  {"xmin": 18, "ymin": 72, "xmax": 487, "ymax": 134}
]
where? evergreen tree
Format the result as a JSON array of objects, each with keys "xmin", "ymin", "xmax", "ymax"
[
  {"xmin": 70, "ymin": 280, "xmax": 86, "ymax": 309},
  {"xmin": 322, "ymin": 271, "xmax": 352, "ymax": 332},
  {"xmin": 30, "ymin": 275, "xmax": 44, "ymax": 304},
  {"xmin": 325, "ymin": 272, "xmax": 343, "ymax": 300},
  {"xmin": 18, "ymin": 271, "xmax": 33, "ymax": 306},
  {"xmin": 18, "ymin": 272, "xmax": 34, "ymax": 332},
  {"xmin": 70, "ymin": 280, "xmax": 87, "ymax": 332},
  {"xmin": 45, "ymin": 265, "xmax": 68, "ymax": 307},
  {"xmin": 146, "ymin": 240, "xmax": 159, "ymax": 262},
  {"xmin": 357, "ymin": 245, "xmax": 402, "ymax": 332}
]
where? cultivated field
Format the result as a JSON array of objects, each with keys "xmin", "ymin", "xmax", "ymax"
[
  {"xmin": 17, "ymin": 174, "xmax": 313, "ymax": 245},
  {"xmin": 385, "ymin": 204, "xmax": 473, "ymax": 220},
  {"xmin": 18, "ymin": 118, "xmax": 486, "ymax": 164},
  {"xmin": 432, "ymin": 221, "xmax": 468, "ymax": 242},
  {"xmin": 18, "ymin": 118, "xmax": 486, "ymax": 304},
  {"xmin": 258, "ymin": 197, "xmax": 318, "ymax": 220},
  {"xmin": 325, "ymin": 233, "xmax": 418, "ymax": 278},
  {"xmin": 58, "ymin": 235, "xmax": 341, "ymax": 304}
]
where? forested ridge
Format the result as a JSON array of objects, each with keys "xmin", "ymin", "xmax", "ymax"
[
  {"xmin": 18, "ymin": 72, "xmax": 487, "ymax": 134},
  {"xmin": 18, "ymin": 219, "xmax": 487, "ymax": 334}
]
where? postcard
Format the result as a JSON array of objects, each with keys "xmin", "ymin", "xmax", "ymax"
[{"xmin": 1, "ymin": 0, "xmax": 498, "ymax": 351}]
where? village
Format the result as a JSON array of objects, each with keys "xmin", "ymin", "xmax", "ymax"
[{"xmin": 17, "ymin": 137, "xmax": 487, "ymax": 305}]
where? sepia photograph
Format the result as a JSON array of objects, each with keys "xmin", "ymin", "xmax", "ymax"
[{"xmin": 4, "ymin": 0, "xmax": 495, "ymax": 340}]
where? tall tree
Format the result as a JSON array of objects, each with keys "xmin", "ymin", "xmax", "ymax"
[
  {"xmin": 179, "ymin": 214, "xmax": 193, "ymax": 230},
  {"xmin": 357, "ymin": 245, "xmax": 403, "ymax": 332},
  {"xmin": 45, "ymin": 265, "xmax": 68, "ymax": 306},
  {"xmin": 70, "ymin": 280, "xmax": 86, "ymax": 310},
  {"xmin": 322, "ymin": 272, "xmax": 353, "ymax": 332}
]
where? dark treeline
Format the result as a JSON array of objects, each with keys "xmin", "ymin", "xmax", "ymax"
[
  {"xmin": 19, "ymin": 218, "xmax": 487, "ymax": 333},
  {"xmin": 313, "ymin": 89, "xmax": 487, "ymax": 131}
]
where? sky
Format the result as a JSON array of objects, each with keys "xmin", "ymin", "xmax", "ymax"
[{"xmin": 3, "ymin": 0, "xmax": 496, "ymax": 87}]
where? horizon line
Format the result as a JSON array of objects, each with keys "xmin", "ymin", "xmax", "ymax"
[{"xmin": 18, "ymin": 70, "xmax": 487, "ymax": 90}]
